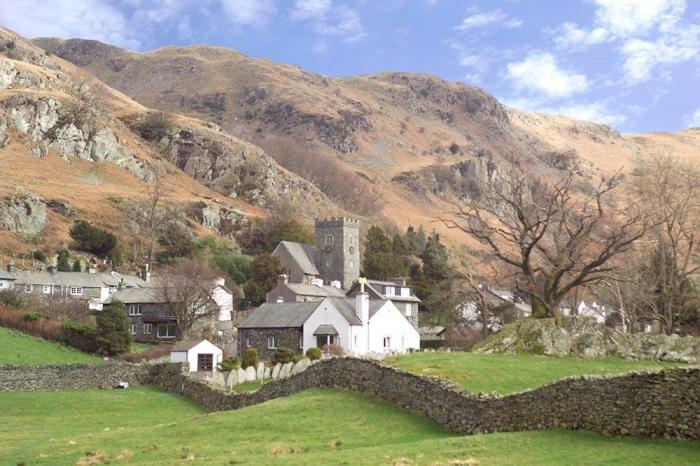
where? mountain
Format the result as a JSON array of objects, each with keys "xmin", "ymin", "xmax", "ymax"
[
  {"xmin": 32, "ymin": 37, "xmax": 700, "ymax": 252},
  {"xmin": 0, "ymin": 28, "xmax": 337, "ymax": 263}
]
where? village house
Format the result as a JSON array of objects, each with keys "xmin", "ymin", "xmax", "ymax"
[
  {"xmin": 238, "ymin": 282, "xmax": 420, "ymax": 360},
  {"xmin": 346, "ymin": 278, "xmax": 420, "ymax": 328},
  {"xmin": 266, "ymin": 274, "xmax": 345, "ymax": 303},
  {"xmin": 458, "ymin": 286, "xmax": 532, "ymax": 331},
  {"xmin": 0, "ymin": 265, "xmax": 16, "ymax": 290}
]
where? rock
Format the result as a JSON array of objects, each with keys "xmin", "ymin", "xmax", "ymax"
[
  {"xmin": 291, "ymin": 358, "xmax": 310, "ymax": 375},
  {"xmin": 279, "ymin": 362, "xmax": 294, "ymax": 379},
  {"xmin": 0, "ymin": 189, "xmax": 48, "ymax": 234},
  {"xmin": 226, "ymin": 371, "xmax": 239, "ymax": 387},
  {"xmin": 0, "ymin": 115, "xmax": 8, "ymax": 148},
  {"xmin": 255, "ymin": 362, "xmax": 265, "ymax": 379},
  {"xmin": 271, "ymin": 363, "xmax": 282, "ymax": 379},
  {"xmin": 264, "ymin": 367, "xmax": 271, "ymax": 379},
  {"xmin": 244, "ymin": 366, "xmax": 256, "ymax": 382},
  {"xmin": 236, "ymin": 368, "xmax": 247, "ymax": 384},
  {"xmin": 212, "ymin": 371, "xmax": 225, "ymax": 386},
  {"xmin": 46, "ymin": 199, "xmax": 78, "ymax": 217}
]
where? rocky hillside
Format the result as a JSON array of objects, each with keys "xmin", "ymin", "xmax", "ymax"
[
  {"xmin": 0, "ymin": 29, "xmax": 337, "ymax": 260},
  {"xmin": 33, "ymin": 37, "xmax": 700, "ymax": 248}
]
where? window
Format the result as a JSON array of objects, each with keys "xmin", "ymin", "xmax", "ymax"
[
  {"xmin": 143, "ymin": 323, "xmax": 153, "ymax": 335},
  {"xmin": 197, "ymin": 353, "xmax": 213, "ymax": 372},
  {"xmin": 108, "ymin": 286, "xmax": 116, "ymax": 295},
  {"xmin": 0, "ymin": 281, "xmax": 5, "ymax": 289},
  {"xmin": 405, "ymin": 304, "xmax": 412, "ymax": 317},
  {"xmin": 299, "ymin": 337, "xmax": 303, "ymax": 349},
  {"xmin": 383, "ymin": 336, "xmax": 391, "ymax": 349},
  {"xmin": 157, "ymin": 324, "xmax": 176, "ymax": 339},
  {"xmin": 353, "ymin": 335, "xmax": 358, "ymax": 347},
  {"xmin": 130, "ymin": 324, "xmax": 137, "ymax": 335},
  {"xmin": 69, "ymin": 287, "xmax": 83, "ymax": 296},
  {"xmin": 385, "ymin": 286, "xmax": 395, "ymax": 296},
  {"xmin": 401, "ymin": 336, "xmax": 405, "ymax": 349},
  {"xmin": 128, "ymin": 304, "xmax": 142, "ymax": 316},
  {"xmin": 325, "ymin": 234, "xmax": 334, "ymax": 245},
  {"xmin": 42, "ymin": 285, "xmax": 52, "ymax": 294},
  {"xmin": 267, "ymin": 337, "xmax": 277, "ymax": 349},
  {"xmin": 316, "ymin": 335, "xmax": 336, "ymax": 348},
  {"xmin": 24, "ymin": 284, "xmax": 33, "ymax": 293},
  {"xmin": 246, "ymin": 338, "xmax": 251, "ymax": 348}
]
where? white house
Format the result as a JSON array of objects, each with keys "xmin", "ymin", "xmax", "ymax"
[
  {"xmin": 237, "ymin": 287, "xmax": 420, "ymax": 360},
  {"xmin": 212, "ymin": 278, "xmax": 234, "ymax": 321},
  {"xmin": 170, "ymin": 339, "xmax": 223, "ymax": 372}
]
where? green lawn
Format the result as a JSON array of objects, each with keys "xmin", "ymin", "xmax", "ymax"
[
  {"xmin": 0, "ymin": 327, "xmax": 100, "ymax": 365},
  {"xmin": 386, "ymin": 352, "xmax": 680, "ymax": 394},
  {"xmin": 0, "ymin": 388, "xmax": 697, "ymax": 465},
  {"xmin": 129, "ymin": 342, "xmax": 155, "ymax": 353}
]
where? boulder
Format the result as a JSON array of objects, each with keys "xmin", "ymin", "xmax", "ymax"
[
  {"xmin": 236, "ymin": 368, "xmax": 247, "ymax": 383},
  {"xmin": 256, "ymin": 362, "xmax": 265, "ymax": 379},
  {"xmin": 244, "ymin": 366, "xmax": 256, "ymax": 382},
  {"xmin": 271, "ymin": 363, "xmax": 282, "ymax": 379},
  {"xmin": 264, "ymin": 367, "xmax": 271, "ymax": 379},
  {"xmin": 212, "ymin": 371, "xmax": 225, "ymax": 386},
  {"xmin": 226, "ymin": 371, "xmax": 239, "ymax": 387},
  {"xmin": 0, "ymin": 189, "xmax": 48, "ymax": 234},
  {"xmin": 291, "ymin": 358, "xmax": 310, "ymax": 375},
  {"xmin": 279, "ymin": 362, "xmax": 294, "ymax": 379}
]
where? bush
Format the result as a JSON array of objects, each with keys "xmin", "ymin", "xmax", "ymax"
[
  {"xmin": 218, "ymin": 356, "xmax": 241, "ymax": 372},
  {"xmin": 137, "ymin": 112, "xmax": 173, "ymax": 142},
  {"xmin": 305, "ymin": 347, "xmax": 322, "ymax": 360},
  {"xmin": 0, "ymin": 289, "xmax": 23, "ymax": 308},
  {"xmin": 23, "ymin": 311, "xmax": 43, "ymax": 322},
  {"xmin": 61, "ymin": 321, "xmax": 98, "ymax": 353},
  {"xmin": 272, "ymin": 347, "xmax": 300, "ymax": 364},
  {"xmin": 69, "ymin": 220, "xmax": 117, "ymax": 257},
  {"xmin": 241, "ymin": 348, "xmax": 258, "ymax": 369},
  {"xmin": 32, "ymin": 250, "xmax": 47, "ymax": 263},
  {"xmin": 321, "ymin": 344, "xmax": 344, "ymax": 356},
  {"xmin": 56, "ymin": 248, "xmax": 71, "ymax": 271},
  {"xmin": 420, "ymin": 339, "xmax": 447, "ymax": 350},
  {"xmin": 94, "ymin": 301, "xmax": 131, "ymax": 355}
]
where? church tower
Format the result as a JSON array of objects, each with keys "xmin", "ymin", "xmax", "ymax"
[{"xmin": 315, "ymin": 217, "xmax": 360, "ymax": 290}]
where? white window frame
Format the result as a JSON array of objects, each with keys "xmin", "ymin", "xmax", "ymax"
[
  {"xmin": 130, "ymin": 324, "xmax": 137, "ymax": 335},
  {"xmin": 405, "ymin": 304, "xmax": 412, "ymax": 317},
  {"xmin": 246, "ymin": 338, "xmax": 251, "ymax": 348},
  {"xmin": 385, "ymin": 286, "xmax": 395, "ymax": 296},
  {"xmin": 128, "ymin": 304, "xmax": 142, "ymax": 316},
  {"xmin": 157, "ymin": 324, "xmax": 176, "ymax": 339},
  {"xmin": 69, "ymin": 287, "xmax": 83, "ymax": 296},
  {"xmin": 42, "ymin": 285, "xmax": 52, "ymax": 294},
  {"xmin": 353, "ymin": 335, "xmax": 358, "ymax": 347},
  {"xmin": 0, "ymin": 281, "xmax": 5, "ymax": 289},
  {"xmin": 383, "ymin": 336, "xmax": 391, "ymax": 350},
  {"xmin": 299, "ymin": 337, "xmax": 303, "ymax": 349},
  {"xmin": 267, "ymin": 336, "xmax": 277, "ymax": 349},
  {"xmin": 24, "ymin": 284, "xmax": 33, "ymax": 293},
  {"xmin": 143, "ymin": 323, "xmax": 153, "ymax": 335}
]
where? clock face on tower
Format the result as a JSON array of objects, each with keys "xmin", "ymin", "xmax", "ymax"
[
  {"xmin": 349, "ymin": 246, "xmax": 355, "ymax": 253},
  {"xmin": 325, "ymin": 245, "xmax": 333, "ymax": 254}
]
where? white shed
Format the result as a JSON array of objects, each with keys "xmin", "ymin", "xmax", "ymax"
[{"xmin": 170, "ymin": 339, "xmax": 223, "ymax": 372}]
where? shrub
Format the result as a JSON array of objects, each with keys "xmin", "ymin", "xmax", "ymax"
[
  {"xmin": 218, "ymin": 356, "xmax": 241, "ymax": 372},
  {"xmin": 241, "ymin": 348, "xmax": 258, "ymax": 368},
  {"xmin": 72, "ymin": 259, "xmax": 82, "ymax": 272},
  {"xmin": 272, "ymin": 347, "xmax": 300, "ymax": 364},
  {"xmin": 69, "ymin": 220, "xmax": 117, "ymax": 257},
  {"xmin": 420, "ymin": 339, "xmax": 447, "ymax": 350},
  {"xmin": 305, "ymin": 347, "xmax": 322, "ymax": 360},
  {"xmin": 61, "ymin": 321, "xmax": 98, "ymax": 353},
  {"xmin": 23, "ymin": 311, "xmax": 43, "ymax": 322},
  {"xmin": 0, "ymin": 289, "xmax": 23, "ymax": 308},
  {"xmin": 321, "ymin": 344, "xmax": 344, "ymax": 356},
  {"xmin": 95, "ymin": 300, "xmax": 131, "ymax": 355},
  {"xmin": 56, "ymin": 248, "xmax": 71, "ymax": 271},
  {"xmin": 137, "ymin": 112, "xmax": 173, "ymax": 142},
  {"xmin": 32, "ymin": 250, "xmax": 47, "ymax": 263}
]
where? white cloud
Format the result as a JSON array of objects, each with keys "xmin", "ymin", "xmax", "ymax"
[
  {"xmin": 593, "ymin": 0, "xmax": 685, "ymax": 38},
  {"xmin": 220, "ymin": 0, "xmax": 277, "ymax": 27},
  {"xmin": 621, "ymin": 36, "xmax": 698, "ymax": 82},
  {"xmin": 290, "ymin": 2, "xmax": 366, "ymax": 43},
  {"xmin": 504, "ymin": 97, "xmax": 627, "ymax": 127},
  {"xmin": 455, "ymin": 8, "xmax": 522, "ymax": 32},
  {"xmin": 0, "ymin": 0, "xmax": 141, "ymax": 49},
  {"xmin": 506, "ymin": 53, "xmax": 589, "ymax": 98},
  {"xmin": 554, "ymin": 23, "xmax": 609, "ymax": 50},
  {"xmin": 685, "ymin": 108, "xmax": 700, "ymax": 128}
]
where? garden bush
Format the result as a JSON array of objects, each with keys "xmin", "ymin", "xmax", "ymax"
[
  {"xmin": 95, "ymin": 301, "xmax": 131, "ymax": 355},
  {"xmin": 218, "ymin": 356, "xmax": 241, "ymax": 372},
  {"xmin": 0, "ymin": 290, "xmax": 23, "ymax": 308},
  {"xmin": 273, "ymin": 347, "xmax": 300, "ymax": 364},
  {"xmin": 242, "ymin": 348, "xmax": 258, "ymax": 368},
  {"xmin": 23, "ymin": 311, "xmax": 43, "ymax": 322},
  {"xmin": 305, "ymin": 347, "xmax": 322, "ymax": 360},
  {"xmin": 322, "ymin": 344, "xmax": 344, "ymax": 356},
  {"xmin": 62, "ymin": 321, "xmax": 98, "ymax": 353}
]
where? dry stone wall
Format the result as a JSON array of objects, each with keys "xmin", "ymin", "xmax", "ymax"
[{"xmin": 1, "ymin": 359, "xmax": 697, "ymax": 440}]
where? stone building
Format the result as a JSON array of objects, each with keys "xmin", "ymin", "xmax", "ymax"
[
  {"xmin": 266, "ymin": 274, "xmax": 346, "ymax": 303},
  {"xmin": 346, "ymin": 278, "xmax": 420, "ymax": 328}
]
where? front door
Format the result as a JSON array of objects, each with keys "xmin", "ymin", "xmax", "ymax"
[{"xmin": 197, "ymin": 353, "xmax": 213, "ymax": 372}]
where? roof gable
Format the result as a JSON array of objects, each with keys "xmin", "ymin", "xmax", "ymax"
[{"xmin": 274, "ymin": 241, "xmax": 319, "ymax": 276}]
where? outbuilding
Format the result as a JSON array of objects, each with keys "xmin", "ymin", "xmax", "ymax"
[{"xmin": 170, "ymin": 339, "xmax": 223, "ymax": 372}]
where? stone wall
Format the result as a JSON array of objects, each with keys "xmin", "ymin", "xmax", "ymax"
[
  {"xmin": 0, "ymin": 362, "xmax": 148, "ymax": 391},
  {"xmin": 1, "ymin": 359, "xmax": 697, "ymax": 440},
  {"xmin": 237, "ymin": 327, "xmax": 303, "ymax": 360}
]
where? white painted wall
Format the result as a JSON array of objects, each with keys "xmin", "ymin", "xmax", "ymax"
[
  {"xmin": 170, "ymin": 340, "xmax": 223, "ymax": 372},
  {"xmin": 212, "ymin": 285, "xmax": 233, "ymax": 321},
  {"xmin": 366, "ymin": 302, "xmax": 420, "ymax": 354},
  {"xmin": 301, "ymin": 299, "xmax": 353, "ymax": 354}
]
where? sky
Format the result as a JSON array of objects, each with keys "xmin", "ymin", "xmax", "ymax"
[{"xmin": 2, "ymin": 0, "xmax": 699, "ymax": 133}]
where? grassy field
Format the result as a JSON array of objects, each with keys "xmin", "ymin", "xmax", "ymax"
[
  {"xmin": 129, "ymin": 342, "xmax": 155, "ymax": 353},
  {"xmin": 0, "ymin": 387, "xmax": 697, "ymax": 465},
  {"xmin": 0, "ymin": 327, "xmax": 100, "ymax": 365},
  {"xmin": 386, "ymin": 352, "xmax": 678, "ymax": 394}
]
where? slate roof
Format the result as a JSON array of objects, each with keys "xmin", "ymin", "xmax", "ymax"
[
  {"xmin": 0, "ymin": 267, "xmax": 15, "ymax": 280},
  {"xmin": 11, "ymin": 270, "xmax": 148, "ymax": 289},
  {"xmin": 172, "ymin": 340, "xmax": 220, "ymax": 352},
  {"xmin": 274, "ymin": 241, "xmax": 319, "ymax": 275},
  {"xmin": 326, "ymin": 297, "xmax": 386, "ymax": 323},
  {"xmin": 313, "ymin": 324, "xmax": 338, "ymax": 336},
  {"xmin": 238, "ymin": 302, "xmax": 319, "ymax": 328},
  {"xmin": 286, "ymin": 283, "xmax": 345, "ymax": 298},
  {"xmin": 348, "ymin": 280, "xmax": 421, "ymax": 303},
  {"xmin": 106, "ymin": 287, "xmax": 162, "ymax": 304}
]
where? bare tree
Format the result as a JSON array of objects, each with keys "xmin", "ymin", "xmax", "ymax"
[
  {"xmin": 441, "ymin": 159, "xmax": 649, "ymax": 317},
  {"xmin": 155, "ymin": 258, "xmax": 219, "ymax": 340}
]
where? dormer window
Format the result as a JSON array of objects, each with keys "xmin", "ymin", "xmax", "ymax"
[{"xmin": 385, "ymin": 286, "xmax": 395, "ymax": 296}]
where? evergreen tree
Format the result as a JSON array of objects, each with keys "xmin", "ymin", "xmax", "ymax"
[
  {"xmin": 406, "ymin": 225, "xmax": 427, "ymax": 256},
  {"xmin": 409, "ymin": 232, "xmax": 456, "ymax": 324},
  {"xmin": 421, "ymin": 232, "xmax": 449, "ymax": 280},
  {"xmin": 95, "ymin": 300, "xmax": 131, "ymax": 355},
  {"xmin": 363, "ymin": 226, "xmax": 394, "ymax": 280},
  {"xmin": 265, "ymin": 218, "xmax": 315, "ymax": 251},
  {"xmin": 71, "ymin": 260, "xmax": 82, "ymax": 272},
  {"xmin": 243, "ymin": 253, "xmax": 285, "ymax": 305},
  {"xmin": 56, "ymin": 248, "xmax": 71, "ymax": 272}
]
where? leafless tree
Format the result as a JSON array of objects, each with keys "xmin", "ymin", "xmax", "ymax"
[
  {"xmin": 441, "ymin": 159, "xmax": 649, "ymax": 317},
  {"xmin": 155, "ymin": 258, "xmax": 219, "ymax": 340}
]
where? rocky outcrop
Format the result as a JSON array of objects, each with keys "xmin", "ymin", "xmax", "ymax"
[
  {"xmin": 0, "ymin": 93, "xmax": 150, "ymax": 179},
  {"xmin": 474, "ymin": 317, "xmax": 700, "ymax": 363},
  {"xmin": 0, "ymin": 189, "xmax": 48, "ymax": 234},
  {"xmin": 187, "ymin": 201, "xmax": 249, "ymax": 240}
]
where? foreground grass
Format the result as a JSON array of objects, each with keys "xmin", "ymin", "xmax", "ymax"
[
  {"xmin": 0, "ymin": 387, "xmax": 697, "ymax": 465},
  {"xmin": 0, "ymin": 327, "xmax": 100, "ymax": 365},
  {"xmin": 386, "ymin": 352, "xmax": 679, "ymax": 394}
]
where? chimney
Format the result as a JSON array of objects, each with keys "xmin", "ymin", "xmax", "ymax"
[
  {"xmin": 355, "ymin": 290, "xmax": 369, "ymax": 325},
  {"xmin": 278, "ymin": 274, "xmax": 289, "ymax": 286},
  {"xmin": 118, "ymin": 278, "xmax": 124, "ymax": 290},
  {"xmin": 140, "ymin": 263, "xmax": 151, "ymax": 283},
  {"xmin": 88, "ymin": 267, "xmax": 97, "ymax": 274},
  {"xmin": 276, "ymin": 296, "xmax": 284, "ymax": 304},
  {"xmin": 390, "ymin": 277, "xmax": 407, "ymax": 286},
  {"xmin": 47, "ymin": 265, "xmax": 57, "ymax": 275},
  {"xmin": 7, "ymin": 260, "xmax": 15, "ymax": 274}
]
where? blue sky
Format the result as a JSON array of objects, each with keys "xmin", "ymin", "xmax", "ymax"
[{"xmin": 2, "ymin": 0, "xmax": 699, "ymax": 133}]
